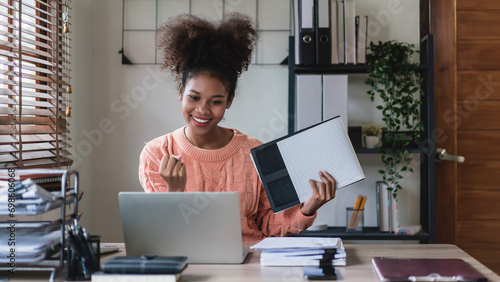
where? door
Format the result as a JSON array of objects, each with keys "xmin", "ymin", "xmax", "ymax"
[{"xmin": 432, "ymin": 0, "xmax": 500, "ymax": 274}]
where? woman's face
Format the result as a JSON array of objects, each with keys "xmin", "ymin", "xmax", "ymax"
[{"xmin": 178, "ymin": 73, "xmax": 233, "ymax": 137}]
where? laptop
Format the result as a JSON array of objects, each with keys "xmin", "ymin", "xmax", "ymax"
[{"xmin": 118, "ymin": 192, "xmax": 249, "ymax": 264}]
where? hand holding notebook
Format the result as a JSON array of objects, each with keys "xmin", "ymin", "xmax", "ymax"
[
  {"xmin": 301, "ymin": 170, "xmax": 336, "ymax": 216},
  {"xmin": 250, "ymin": 116, "xmax": 365, "ymax": 213}
]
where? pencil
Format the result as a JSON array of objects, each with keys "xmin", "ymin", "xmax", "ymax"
[
  {"xmin": 348, "ymin": 196, "xmax": 363, "ymax": 229},
  {"xmin": 353, "ymin": 196, "xmax": 367, "ymax": 229}
]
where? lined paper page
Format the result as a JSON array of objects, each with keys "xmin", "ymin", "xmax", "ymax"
[{"xmin": 277, "ymin": 117, "xmax": 364, "ymax": 203}]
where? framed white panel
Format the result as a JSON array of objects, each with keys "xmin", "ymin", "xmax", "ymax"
[
  {"xmin": 123, "ymin": 31, "xmax": 156, "ymax": 64},
  {"xmin": 121, "ymin": 0, "xmax": 290, "ymax": 65},
  {"xmin": 258, "ymin": 0, "xmax": 290, "ymax": 30},
  {"xmin": 124, "ymin": 0, "xmax": 156, "ymax": 30},
  {"xmin": 191, "ymin": 0, "xmax": 223, "ymax": 19},
  {"xmin": 256, "ymin": 31, "xmax": 289, "ymax": 64},
  {"xmin": 157, "ymin": 0, "xmax": 190, "ymax": 27},
  {"xmin": 224, "ymin": 0, "xmax": 256, "ymax": 21}
]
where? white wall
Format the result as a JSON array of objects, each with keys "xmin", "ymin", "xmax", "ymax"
[
  {"xmin": 70, "ymin": 0, "xmax": 420, "ymax": 241},
  {"xmin": 70, "ymin": 0, "xmax": 95, "ymax": 232}
]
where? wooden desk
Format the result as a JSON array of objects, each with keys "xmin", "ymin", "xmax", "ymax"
[
  {"xmin": 3, "ymin": 243, "xmax": 499, "ymax": 281},
  {"xmin": 100, "ymin": 243, "xmax": 499, "ymax": 282}
]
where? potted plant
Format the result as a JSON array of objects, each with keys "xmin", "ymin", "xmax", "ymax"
[
  {"xmin": 365, "ymin": 40, "xmax": 424, "ymax": 199},
  {"xmin": 363, "ymin": 125, "xmax": 381, "ymax": 149}
]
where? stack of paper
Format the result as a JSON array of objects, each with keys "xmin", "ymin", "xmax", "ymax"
[
  {"xmin": 0, "ymin": 178, "xmax": 58, "ymax": 201},
  {"xmin": 0, "ymin": 230, "xmax": 61, "ymax": 263},
  {"xmin": 250, "ymin": 237, "xmax": 346, "ymax": 267},
  {"xmin": 0, "ymin": 178, "xmax": 73, "ymax": 215}
]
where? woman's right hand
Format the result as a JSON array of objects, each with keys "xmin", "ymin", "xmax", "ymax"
[{"xmin": 159, "ymin": 154, "xmax": 186, "ymax": 192}]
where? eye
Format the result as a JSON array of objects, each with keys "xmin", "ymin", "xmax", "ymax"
[
  {"xmin": 211, "ymin": 100, "xmax": 223, "ymax": 105},
  {"xmin": 188, "ymin": 95, "xmax": 200, "ymax": 101}
]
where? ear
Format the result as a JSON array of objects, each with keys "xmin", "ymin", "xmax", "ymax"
[{"xmin": 178, "ymin": 82, "xmax": 183, "ymax": 101}]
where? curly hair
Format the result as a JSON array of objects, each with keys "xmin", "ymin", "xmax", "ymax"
[{"xmin": 157, "ymin": 13, "xmax": 258, "ymax": 98}]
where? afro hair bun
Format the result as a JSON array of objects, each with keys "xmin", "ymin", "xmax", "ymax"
[{"xmin": 157, "ymin": 13, "xmax": 258, "ymax": 80}]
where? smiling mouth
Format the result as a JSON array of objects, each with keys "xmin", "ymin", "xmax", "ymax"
[
  {"xmin": 191, "ymin": 116, "xmax": 212, "ymax": 127},
  {"xmin": 192, "ymin": 116, "xmax": 211, "ymax": 123}
]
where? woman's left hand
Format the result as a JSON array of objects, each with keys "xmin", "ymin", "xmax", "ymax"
[{"xmin": 300, "ymin": 171, "xmax": 336, "ymax": 216}]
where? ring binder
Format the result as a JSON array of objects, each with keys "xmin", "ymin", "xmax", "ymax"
[
  {"xmin": 344, "ymin": 0, "xmax": 356, "ymax": 64},
  {"xmin": 315, "ymin": 0, "xmax": 331, "ymax": 64},
  {"xmin": 330, "ymin": 0, "xmax": 339, "ymax": 64},
  {"xmin": 299, "ymin": 0, "xmax": 316, "ymax": 65},
  {"xmin": 337, "ymin": 0, "xmax": 346, "ymax": 64}
]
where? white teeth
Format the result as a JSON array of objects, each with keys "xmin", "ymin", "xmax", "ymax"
[{"xmin": 193, "ymin": 116, "xmax": 210, "ymax": 123}]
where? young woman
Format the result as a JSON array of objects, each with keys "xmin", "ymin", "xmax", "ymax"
[{"xmin": 139, "ymin": 13, "xmax": 336, "ymax": 244}]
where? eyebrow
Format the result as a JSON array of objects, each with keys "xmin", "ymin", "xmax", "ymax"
[{"xmin": 188, "ymin": 89, "xmax": 226, "ymax": 99}]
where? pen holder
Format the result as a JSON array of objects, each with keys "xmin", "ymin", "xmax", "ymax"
[
  {"xmin": 346, "ymin": 208, "xmax": 364, "ymax": 232},
  {"xmin": 67, "ymin": 234, "xmax": 100, "ymax": 280}
]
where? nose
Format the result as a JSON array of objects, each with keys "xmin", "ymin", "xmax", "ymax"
[{"xmin": 196, "ymin": 102, "xmax": 210, "ymax": 115}]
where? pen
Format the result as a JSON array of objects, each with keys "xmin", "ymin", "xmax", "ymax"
[{"xmin": 79, "ymin": 227, "xmax": 99, "ymax": 272}]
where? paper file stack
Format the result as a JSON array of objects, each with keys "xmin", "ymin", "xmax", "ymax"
[
  {"xmin": 250, "ymin": 237, "xmax": 346, "ymax": 267},
  {"xmin": 0, "ymin": 178, "xmax": 76, "ymax": 215}
]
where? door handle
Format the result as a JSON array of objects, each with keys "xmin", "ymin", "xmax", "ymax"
[{"xmin": 435, "ymin": 148, "xmax": 465, "ymax": 163}]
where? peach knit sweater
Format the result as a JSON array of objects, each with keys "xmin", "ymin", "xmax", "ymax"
[{"xmin": 139, "ymin": 126, "xmax": 317, "ymax": 244}]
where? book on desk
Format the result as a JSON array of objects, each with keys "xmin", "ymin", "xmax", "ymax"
[
  {"xmin": 92, "ymin": 255, "xmax": 187, "ymax": 282},
  {"xmin": 372, "ymin": 257, "xmax": 488, "ymax": 282}
]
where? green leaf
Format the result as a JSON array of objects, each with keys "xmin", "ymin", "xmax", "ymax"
[{"xmin": 365, "ymin": 40, "xmax": 422, "ymax": 183}]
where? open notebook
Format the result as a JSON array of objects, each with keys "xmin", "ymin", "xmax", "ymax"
[{"xmin": 250, "ymin": 116, "xmax": 364, "ymax": 213}]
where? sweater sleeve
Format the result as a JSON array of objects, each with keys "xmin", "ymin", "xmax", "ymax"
[
  {"xmin": 139, "ymin": 141, "xmax": 169, "ymax": 192},
  {"xmin": 255, "ymin": 182, "xmax": 317, "ymax": 237}
]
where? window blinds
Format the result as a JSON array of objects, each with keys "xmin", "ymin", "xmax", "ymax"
[{"xmin": 0, "ymin": 0, "xmax": 72, "ymax": 168}]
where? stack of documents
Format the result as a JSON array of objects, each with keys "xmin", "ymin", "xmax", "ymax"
[
  {"xmin": 0, "ymin": 178, "xmax": 58, "ymax": 202},
  {"xmin": 250, "ymin": 237, "xmax": 346, "ymax": 267},
  {"xmin": 0, "ymin": 230, "xmax": 61, "ymax": 263},
  {"xmin": 0, "ymin": 178, "xmax": 74, "ymax": 215}
]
